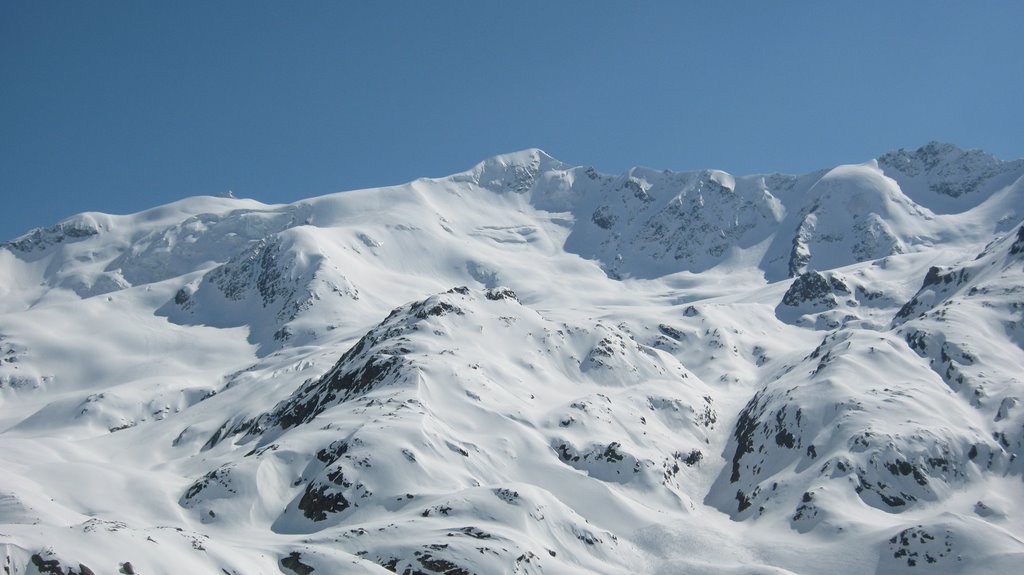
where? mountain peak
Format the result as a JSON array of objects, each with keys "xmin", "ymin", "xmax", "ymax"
[
  {"xmin": 462, "ymin": 148, "xmax": 570, "ymax": 194},
  {"xmin": 481, "ymin": 147, "xmax": 562, "ymax": 169},
  {"xmin": 878, "ymin": 140, "xmax": 1003, "ymax": 175}
]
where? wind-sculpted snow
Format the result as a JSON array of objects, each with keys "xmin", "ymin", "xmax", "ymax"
[
  {"xmin": 168, "ymin": 287, "xmax": 715, "ymax": 572},
  {"xmin": 782, "ymin": 163, "xmax": 930, "ymax": 278},
  {"xmin": 111, "ymin": 205, "xmax": 310, "ymax": 286},
  {"xmin": 3, "ymin": 143, "xmax": 1024, "ymax": 574}
]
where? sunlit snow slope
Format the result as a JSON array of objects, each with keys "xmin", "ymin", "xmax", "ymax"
[{"xmin": 2, "ymin": 142, "xmax": 1024, "ymax": 575}]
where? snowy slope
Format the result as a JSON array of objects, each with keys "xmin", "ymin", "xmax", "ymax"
[{"xmin": 2, "ymin": 142, "xmax": 1023, "ymax": 575}]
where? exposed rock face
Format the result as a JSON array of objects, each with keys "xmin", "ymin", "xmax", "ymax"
[
  {"xmin": 879, "ymin": 141, "xmax": 1024, "ymax": 210},
  {"xmin": 3, "ymin": 218, "xmax": 102, "ymax": 254},
  {"xmin": 780, "ymin": 271, "xmax": 850, "ymax": 311},
  {"xmin": 711, "ymin": 328, "xmax": 992, "ymax": 526},
  {"xmin": 160, "ymin": 227, "xmax": 360, "ymax": 353}
]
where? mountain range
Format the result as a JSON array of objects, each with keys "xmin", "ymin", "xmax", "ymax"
[{"xmin": 2, "ymin": 142, "xmax": 1023, "ymax": 574}]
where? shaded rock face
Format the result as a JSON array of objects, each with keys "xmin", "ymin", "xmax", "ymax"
[
  {"xmin": 536, "ymin": 141, "xmax": 1015, "ymax": 280},
  {"xmin": 566, "ymin": 168, "xmax": 790, "ymax": 278},
  {"xmin": 259, "ymin": 325, "xmax": 410, "ymax": 432},
  {"xmin": 878, "ymin": 141, "xmax": 1024, "ymax": 203},
  {"xmin": 483, "ymin": 286, "xmax": 519, "ymax": 302},
  {"xmin": 889, "ymin": 223, "xmax": 1024, "ymax": 484},
  {"xmin": 710, "ymin": 326, "xmax": 994, "ymax": 525},
  {"xmin": 297, "ymin": 481, "xmax": 352, "ymax": 521},
  {"xmin": 631, "ymin": 172, "xmax": 781, "ymax": 266},
  {"xmin": 879, "ymin": 142, "xmax": 973, "ymax": 179},
  {"xmin": 895, "ymin": 223, "xmax": 1024, "ymax": 326},
  {"xmin": 782, "ymin": 205, "xmax": 905, "ymax": 278},
  {"xmin": 724, "ymin": 383, "xmax": 962, "ymax": 517},
  {"xmin": 1010, "ymin": 224, "xmax": 1024, "ymax": 255},
  {"xmin": 28, "ymin": 554, "xmax": 96, "ymax": 575},
  {"xmin": 780, "ymin": 271, "xmax": 850, "ymax": 311},
  {"xmin": 470, "ymin": 149, "xmax": 553, "ymax": 195},
  {"xmin": 775, "ymin": 270, "xmax": 859, "ymax": 327},
  {"xmin": 236, "ymin": 287, "xmax": 493, "ymax": 437},
  {"xmin": 159, "ymin": 227, "xmax": 360, "ymax": 354},
  {"xmin": 209, "ymin": 238, "xmax": 289, "ymax": 306},
  {"xmin": 205, "ymin": 235, "xmax": 355, "ymax": 320},
  {"xmin": 3, "ymin": 218, "xmax": 102, "ymax": 254},
  {"xmin": 179, "ymin": 465, "xmax": 237, "ymax": 508},
  {"xmin": 591, "ymin": 205, "xmax": 618, "ymax": 230},
  {"xmin": 893, "ymin": 265, "xmax": 971, "ymax": 323},
  {"xmin": 772, "ymin": 265, "xmax": 902, "ymax": 330},
  {"xmin": 280, "ymin": 552, "xmax": 315, "ymax": 575}
]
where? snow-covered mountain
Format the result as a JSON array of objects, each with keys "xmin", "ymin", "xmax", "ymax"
[{"xmin": 2, "ymin": 142, "xmax": 1023, "ymax": 574}]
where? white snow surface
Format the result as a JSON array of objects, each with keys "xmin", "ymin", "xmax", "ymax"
[{"xmin": 2, "ymin": 142, "xmax": 1024, "ymax": 574}]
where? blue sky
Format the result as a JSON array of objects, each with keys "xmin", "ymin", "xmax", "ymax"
[{"xmin": 2, "ymin": 1, "xmax": 1022, "ymax": 241}]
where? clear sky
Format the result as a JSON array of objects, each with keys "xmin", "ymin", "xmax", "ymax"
[{"xmin": 2, "ymin": 1, "xmax": 1022, "ymax": 241}]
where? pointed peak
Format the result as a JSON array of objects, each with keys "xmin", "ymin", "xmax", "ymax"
[
  {"xmin": 479, "ymin": 148, "xmax": 566, "ymax": 171},
  {"xmin": 462, "ymin": 148, "xmax": 572, "ymax": 194}
]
